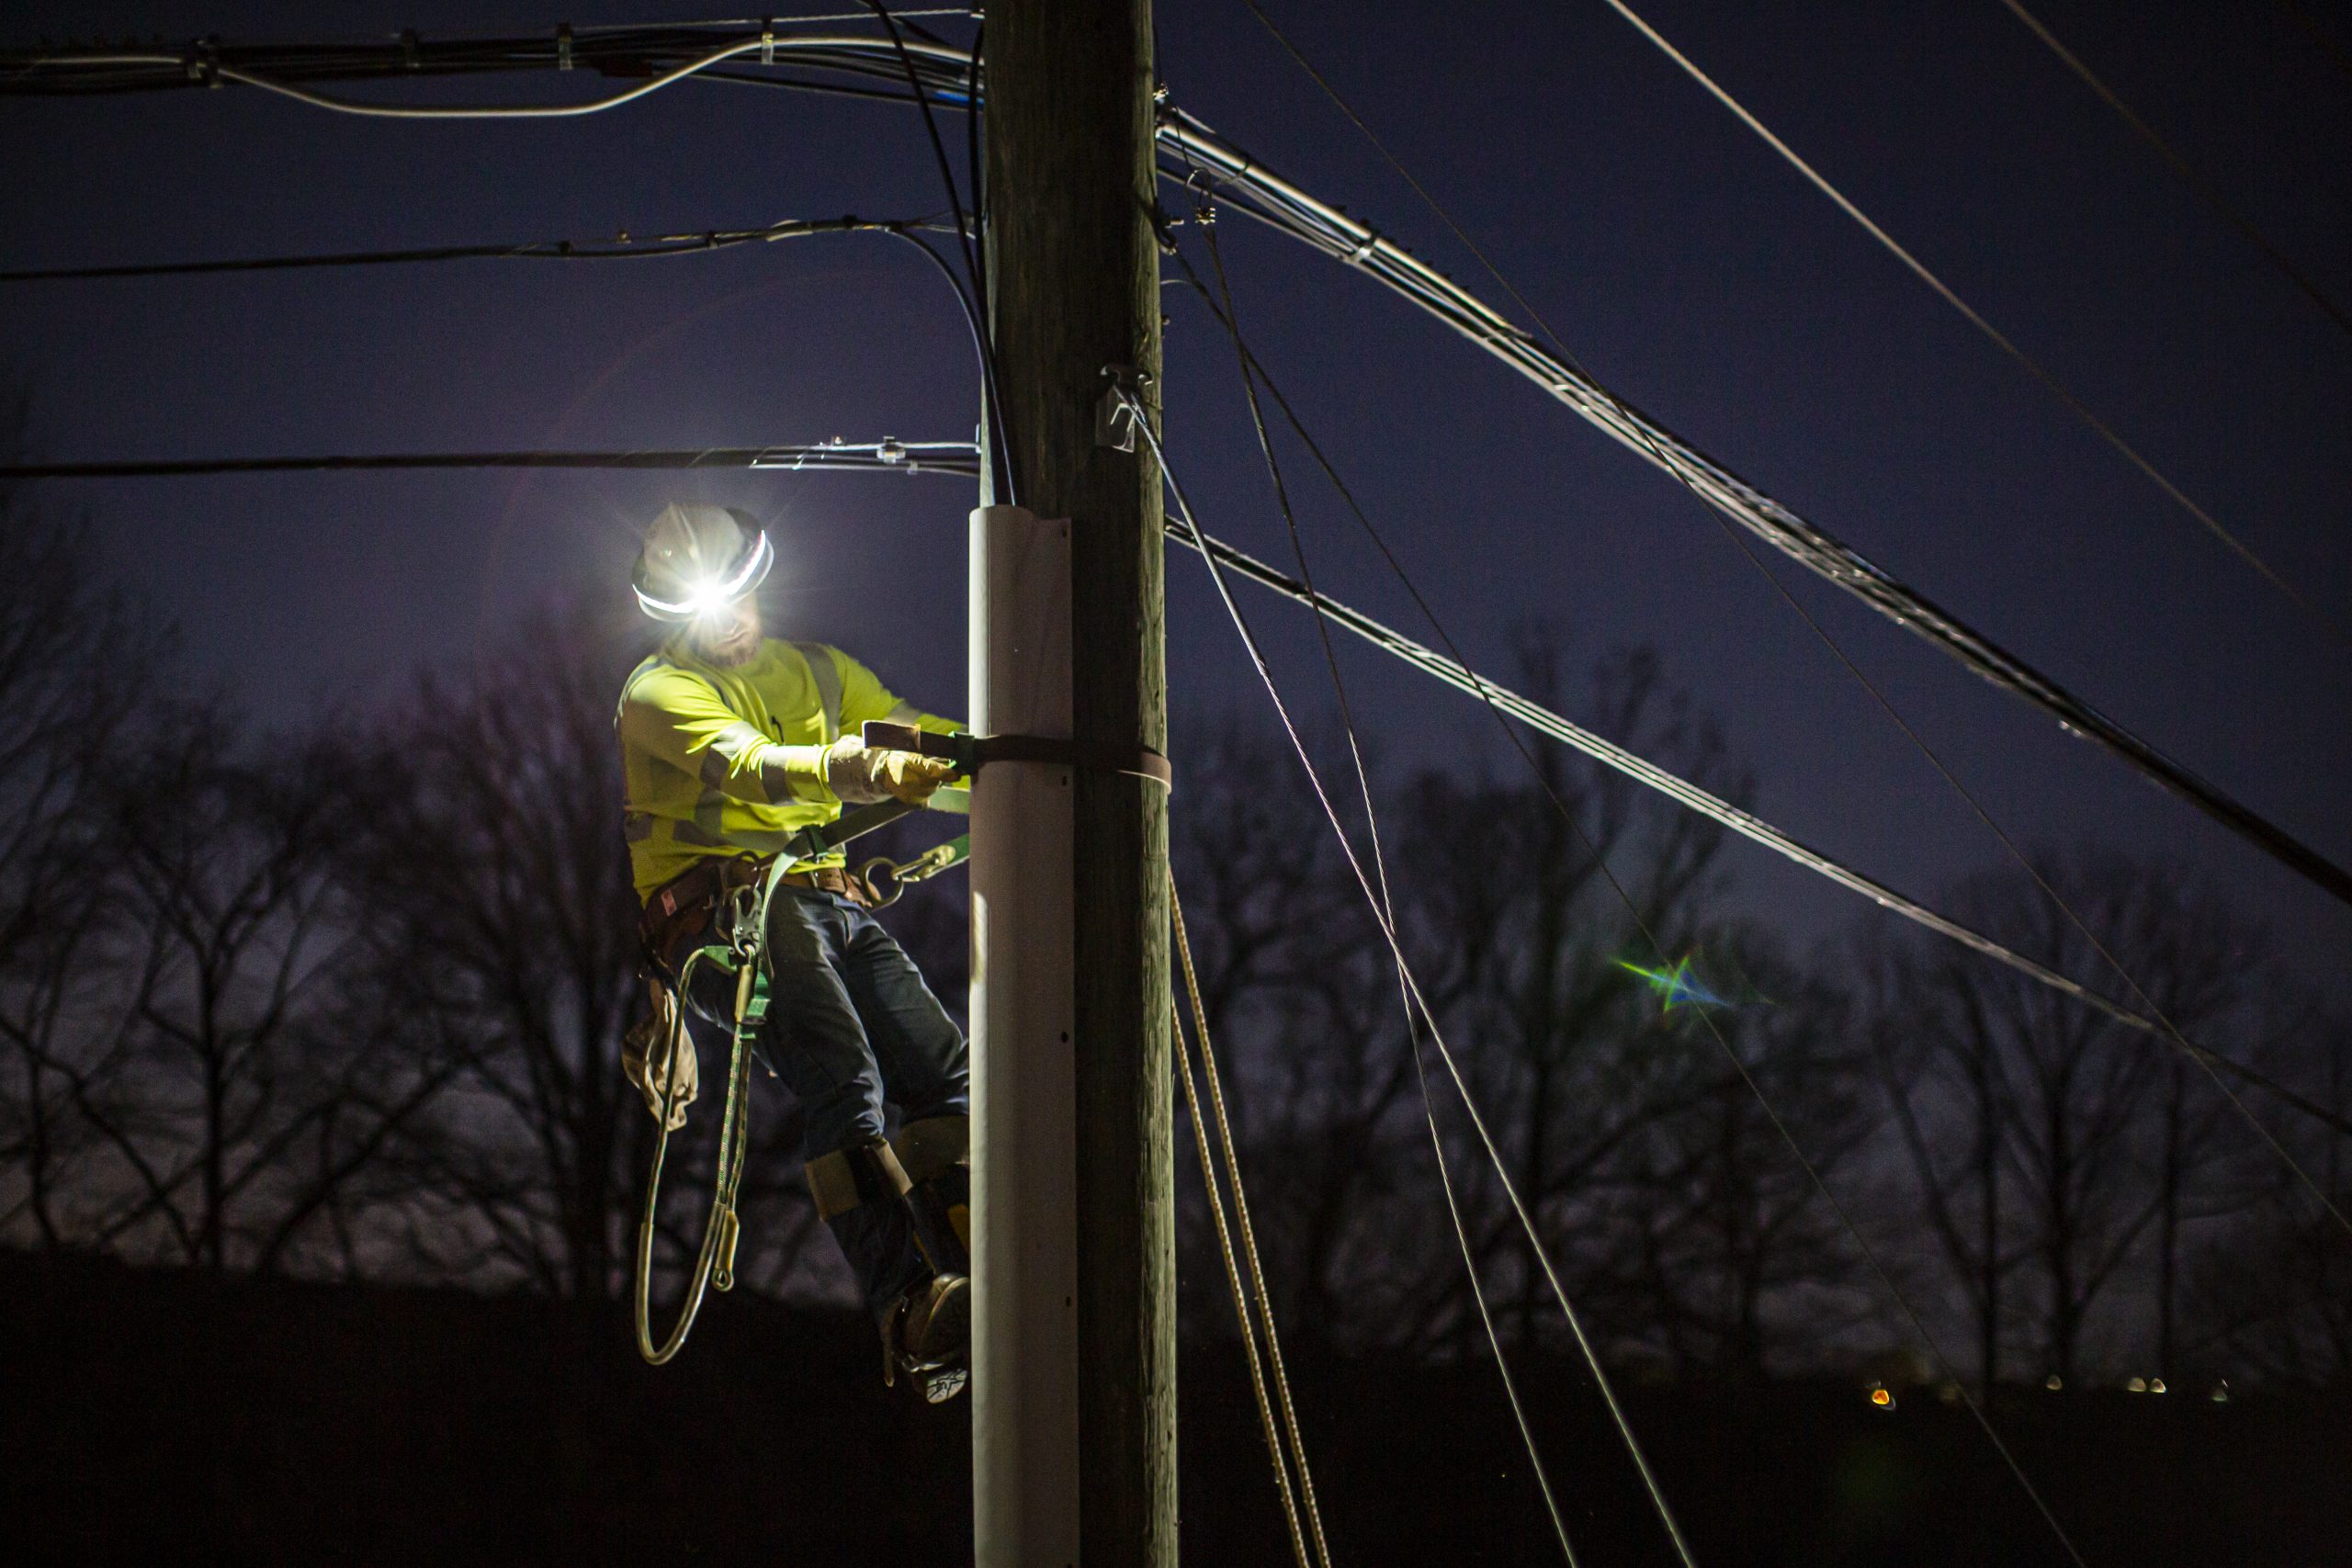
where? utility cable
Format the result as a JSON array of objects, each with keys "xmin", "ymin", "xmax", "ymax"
[
  {"xmin": 19, "ymin": 26, "xmax": 2346, "ymax": 907},
  {"xmin": 1190, "ymin": 195, "xmax": 1579, "ymax": 1567},
  {"xmin": 1702, "ymin": 495, "xmax": 2352, "ymax": 1245},
  {"xmin": 0, "ymin": 441, "xmax": 982, "ymax": 480},
  {"xmin": 1581, "ymin": 0, "xmax": 2347, "ymax": 646},
  {"xmin": 32, "ymin": 35, "xmax": 786, "ymax": 118},
  {"xmin": 1170, "ymin": 886, "xmax": 1329, "ymax": 1568},
  {"xmin": 1169, "ymin": 226, "xmax": 2088, "ymax": 1568},
  {"xmin": 1239, "ymin": 6, "xmax": 2352, "ymax": 1241},
  {"xmin": 1186, "ymin": 18, "xmax": 2352, "ymax": 1145},
  {"xmin": 1196, "ymin": 13, "xmax": 2352, "ymax": 911},
  {"xmin": 860, "ymin": 2, "xmax": 1014, "ymax": 505},
  {"xmin": 1119, "ymin": 382, "xmax": 1702, "ymax": 1568},
  {"xmin": 1156, "ymin": 252, "xmax": 2352, "ymax": 1146},
  {"xmin": 0, "ymin": 215, "xmax": 950, "ymax": 284},
  {"xmin": 1994, "ymin": 0, "xmax": 2352, "ymax": 338},
  {"xmin": 2279, "ymin": 0, "xmax": 2352, "ymax": 85}
]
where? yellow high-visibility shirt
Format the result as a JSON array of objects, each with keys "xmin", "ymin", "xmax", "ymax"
[{"xmin": 616, "ymin": 635, "xmax": 958, "ymax": 902}]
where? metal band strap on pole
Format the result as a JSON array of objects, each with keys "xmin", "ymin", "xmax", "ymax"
[{"xmin": 860, "ymin": 719, "xmax": 1175, "ymax": 792}]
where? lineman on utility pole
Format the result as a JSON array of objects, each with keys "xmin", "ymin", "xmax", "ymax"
[{"xmin": 616, "ymin": 501, "xmax": 974, "ymax": 1401}]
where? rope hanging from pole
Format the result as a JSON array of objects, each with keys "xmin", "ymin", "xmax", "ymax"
[{"xmin": 1170, "ymin": 881, "xmax": 1331, "ymax": 1568}]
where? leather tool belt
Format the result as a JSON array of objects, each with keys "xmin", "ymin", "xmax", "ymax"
[{"xmin": 639, "ymin": 856, "xmax": 878, "ymax": 975}]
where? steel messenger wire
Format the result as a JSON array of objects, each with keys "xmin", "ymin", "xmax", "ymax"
[
  {"xmin": 860, "ymin": 1, "xmax": 1017, "ymax": 506},
  {"xmin": 1197, "ymin": 193, "xmax": 1580, "ymax": 1562},
  {"xmin": 1169, "ymin": 886, "xmax": 1321, "ymax": 1568},
  {"xmin": 15, "ymin": 28, "xmax": 2344, "ymax": 908},
  {"xmin": 1114, "ymin": 380, "xmax": 1703, "ymax": 1568},
  {"xmin": 1185, "ymin": 166, "xmax": 2071, "ymax": 1561},
  {"xmin": 0, "ymin": 215, "xmax": 956, "ymax": 282},
  {"xmin": 1143, "ymin": 263, "xmax": 2094, "ymax": 1567},
  {"xmin": 1577, "ymin": 0, "xmax": 2347, "ymax": 648},
  {"xmin": 7, "ymin": 215, "xmax": 2335, "ymax": 1145},
  {"xmin": 1203, "ymin": 12, "xmax": 2352, "ymax": 1241},
  {"xmin": 1169, "ymin": 19, "xmax": 2352, "ymax": 1150},
  {"xmin": 1991, "ymin": 0, "xmax": 2352, "ymax": 339},
  {"xmin": 1180, "ymin": 180, "xmax": 1576, "ymax": 1566},
  {"xmin": 1183, "ymin": 65, "xmax": 2327, "ymax": 1562},
  {"xmin": 0, "ymin": 442, "xmax": 984, "ymax": 481},
  {"xmin": 1144, "ymin": 94, "xmax": 2352, "ymax": 915}
]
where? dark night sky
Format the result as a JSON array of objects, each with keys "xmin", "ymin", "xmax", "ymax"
[{"xmin": 5, "ymin": 1, "xmax": 2348, "ymax": 993}]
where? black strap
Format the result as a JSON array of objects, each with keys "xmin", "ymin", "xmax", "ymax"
[{"xmin": 860, "ymin": 721, "xmax": 1173, "ymax": 791}]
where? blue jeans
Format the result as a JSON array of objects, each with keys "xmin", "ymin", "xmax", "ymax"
[{"xmin": 744, "ymin": 886, "xmax": 967, "ymax": 1162}]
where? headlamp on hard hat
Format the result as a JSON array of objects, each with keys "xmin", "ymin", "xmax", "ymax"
[{"xmin": 632, "ymin": 504, "xmax": 775, "ymax": 623}]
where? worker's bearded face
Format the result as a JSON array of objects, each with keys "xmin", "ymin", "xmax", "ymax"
[{"xmin": 690, "ymin": 595, "xmax": 762, "ymax": 666}]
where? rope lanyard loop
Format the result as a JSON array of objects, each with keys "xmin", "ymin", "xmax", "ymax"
[{"xmin": 633, "ymin": 904, "xmax": 766, "ymax": 1365}]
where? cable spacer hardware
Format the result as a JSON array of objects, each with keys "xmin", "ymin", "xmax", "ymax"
[
  {"xmin": 761, "ymin": 19, "xmax": 775, "ymax": 66},
  {"xmin": 863, "ymin": 720, "xmax": 1172, "ymax": 793},
  {"xmin": 1097, "ymin": 363, "xmax": 1152, "ymax": 454},
  {"xmin": 557, "ymin": 23, "xmax": 572, "ymax": 71}
]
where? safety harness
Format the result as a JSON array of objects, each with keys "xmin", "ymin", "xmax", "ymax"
[
  {"xmin": 628, "ymin": 790, "xmax": 967, "ymax": 1365},
  {"xmin": 627, "ymin": 721, "xmax": 1169, "ymax": 1367}
]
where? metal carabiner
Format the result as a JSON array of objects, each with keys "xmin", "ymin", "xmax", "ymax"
[{"xmin": 854, "ymin": 856, "xmax": 907, "ymax": 909}]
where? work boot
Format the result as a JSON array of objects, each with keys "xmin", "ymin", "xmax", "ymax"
[
  {"xmin": 808, "ymin": 1140, "xmax": 931, "ymax": 1314},
  {"xmin": 885, "ymin": 1271, "xmax": 971, "ymax": 1404},
  {"xmin": 893, "ymin": 1114, "xmax": 971, "ymax": 1278}
]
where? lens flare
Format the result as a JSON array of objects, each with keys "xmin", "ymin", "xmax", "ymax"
[{"xmin": 1617, "ymin": 954, "xmax": 1731, "ymax": 1013}]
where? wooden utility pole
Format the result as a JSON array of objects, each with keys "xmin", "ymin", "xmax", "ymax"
[{"xmin": 975, "ymin": 2, "xmax": 1173, "ymax": 1565}]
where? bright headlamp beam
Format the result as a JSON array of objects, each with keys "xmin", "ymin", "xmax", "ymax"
[{"xmin": 634, "ymin": 529, "xmax": 775, "ymax": 621}]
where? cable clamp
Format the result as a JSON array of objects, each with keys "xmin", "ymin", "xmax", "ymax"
[
  {"xmin": 877, "ymin": 436, "xmax": 906, "ymax": 465},
  {"xmin": 761, "ymin": 19, "xmax": 775, "ymax": 66},
  {"xmin": 1097, "ymin": 364, "xmax": 1150, "ymax": 453},
  {"xmin": 557, "ymin": 23, "xmax": 573, "ymax": 71}
]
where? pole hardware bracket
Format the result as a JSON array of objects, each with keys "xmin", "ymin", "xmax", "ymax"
[
  {"xmin": 1096, "ymin": 363, "xmax": 1154, "ymax": 453},
  {"xmin": 863, "ymin": 720, "xmax": 1172, "ymax": 792}
]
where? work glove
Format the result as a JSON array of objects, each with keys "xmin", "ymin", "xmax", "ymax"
[
  {"xmin": 824, "ymin": 736, "xmax": 961, "ymax": 806},
  {"xmin": 621, "ymin": 987, "xmax": 697, "ymax": 1131}
]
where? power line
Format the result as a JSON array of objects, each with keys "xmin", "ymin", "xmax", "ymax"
[
  {"xmin": 1230, "ymin": 4, "xmax": 2352, "ymax": 1243},
  {"xmin": 19, "ymin": 37, "xmax": 2346, "ymax": 905},
  {"xmin": 0, "ymin": 441, "xmax": 982, "ymax": 480},
  {"xmin": 1995, "ymin": 0, "xmax": 2352, "ymax": 338},
  {"xmin": 1585, "ymin": 0, "xmax": 2349, "ymax": 648},
  {"xmin": 1168, "ymin": 213, "xmax": 2094, "ymax": 1566},
  {"xmin": 1159, "ymin": 255, "xmax": 2352, "ymax": 1148},
  {"xmin": 1183, "ymin": 192, "xmax": 1578, "ymax": 1566},
  {"xmin": 13, "ymin": 25, "xmax": 2346, "ymax": 1021},
  {"xmin": 1161, "ymin": 32, "xmax": 2352, "ymax": 915},
  {"xmin": 25, "ymin": 34, "xmax": 786, "ymax": 119},
  {"xmin": 0, "ymin": 215, "xmax": 950, "ymax": 283},
  {"xmin": 1118, "ymin": 378, "xmax": 1704, "ymax": 1568}
]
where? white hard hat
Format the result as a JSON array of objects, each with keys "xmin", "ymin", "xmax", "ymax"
[{"xmin": 631, "ymin": 502, "xmax": 773, "ymax": 623}]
